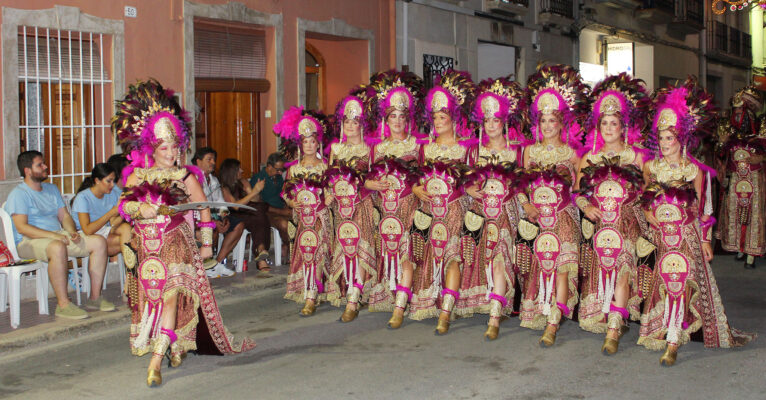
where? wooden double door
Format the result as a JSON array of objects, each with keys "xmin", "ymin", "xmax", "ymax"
[{"xmin": 195, "ymin": 91, "xmax": 261, "ymax": 176}]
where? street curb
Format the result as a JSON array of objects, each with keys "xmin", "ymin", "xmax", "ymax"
[{"xmin": 0, "ymin": 274, "xmax": 286, "ymax": 354}]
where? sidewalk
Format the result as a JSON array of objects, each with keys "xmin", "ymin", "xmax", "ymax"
[{"xmin": 0, "ymin": 264, "xmax": 287, "ymax": 353}]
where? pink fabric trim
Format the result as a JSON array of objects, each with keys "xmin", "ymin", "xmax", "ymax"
[
  {"xmin": 353, "ymin": 282, "xmax": 364, "ymax": 291},
  {"xmin": 556, "ymin": 301, "xmax": 570, "ymax": 316},
  {"xmin": 197, "ymin": 221, "xmax": 216, "ymax": 229},
  {"xmin": 316, "ymin": 280, "xmax": 325, "ymax": 294},
  {"xmin": 160, "ymin": 327, "xmax": 177, "ymax": 344},
  {"xmin": 488, "ymin": 292, "xmax": 508, "ymax": 307},
  {"xmin": 442, "ymin": 288, "xmax": 460, "ymax": 300},
  {"xmin": 395, "ymin": 285, "xmax": 413, "ymax": 301},
  {"xmin": 609, "ymin": 303, "xmax": 629, "ymax": 320}
]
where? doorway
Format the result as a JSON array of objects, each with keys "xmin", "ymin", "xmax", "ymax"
[{"xmin": 195, "ymin": 88, "xmax": 261, "ymax": 176}]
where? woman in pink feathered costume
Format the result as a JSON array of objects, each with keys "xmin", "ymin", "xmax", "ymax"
[
  {"xmin": 277, "ymin": 106, "xmax": 332, "ymax": 317},
  {"xmin": 409, "ymin": 70, "xmax": 476, "ymax": 335},
  {"xmin": 639, "ymin": 78, "xmax": 755, "ymax": 366},
  {"xmin": 114, "ymin": 79, "xmax": 254, "ymax": 388},
  {"xmin": 573, "ymin": 73, "xmax": 652, "ymax": 354},
  {"xmin": 517, "ymin": 64, "xmax": 588, "ymax": 347}
]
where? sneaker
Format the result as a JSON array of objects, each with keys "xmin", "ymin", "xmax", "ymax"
[
  {"xmin": 217, "ymin": 263, "xmax": 235, "ymax": 277},
  {"xmin": 206, "ymin": 263, "xmax": 234, "ymax": 278},
  {"xmin": 84, "ymin": 298, "xmax": 116, "ymax": 312},
  {"xmin": 55, "ymin": 303, "xmax": 89, "ymax": 320},
  {"xmin": 206, "ymin": 264, "xmax": 222, "ymax": 278}
]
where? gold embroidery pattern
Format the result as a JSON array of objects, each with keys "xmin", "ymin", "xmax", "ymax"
[
  {"xmin": 332, "ymin": 142, "xmax": 369, "ymax": 162},
  {"xmin": 423, "ymin": 142, "xmax": 467, "ymax": 162},
  {"xmin": 527, "ymin": 143, "xmax": 574, "ymax": 167},
  {"xmin": 375, "ymin": 136, "xmax": 418, "ymax": 159},
  {"xmin": 477, "ymin": 146, "xmax": 517, "ymax": 166},
  {"xmin": 648, "ymin": 159, "xmax": 698, "ymax": 184},
  {"xmin": 586, "ymin": 147, "xmax": 637, "ymax": 166},
  {"xmin": 135, "ymin": 167, "xmax": 188, "ymax": 184},
  {"xmin": 289, "ymin": 162, "xmax": 327, "ymax": 178}
]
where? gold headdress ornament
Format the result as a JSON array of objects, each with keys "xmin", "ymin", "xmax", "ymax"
[
  {"xmin": 537, "ymin": 92, "xmax": 561, "ymax": 115},
  {"xmin": 431, "ymin": 91, "xmax": 449, "ymax": 112},
  {"xmin": 298, "ymin": 118, "xmax": 317, "ymax": 138},
  {"xmin": 656, "ymin": 109, "xmax": 678, "ymax": 132},
  {"xmin": 344, "ymin": 99, "xmax": 363, "ymax": 120},
  {"xmin": 481, "ymin": 96, "xmax": 501, "ymax": 116},
  {"xmin": 599, "ymin": 94, "xmax": 622, "ymax": 115}
]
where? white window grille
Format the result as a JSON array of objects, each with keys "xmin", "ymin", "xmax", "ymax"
[{"xmin": 18, "ymin": 26, "xmax": 113, "ymax": 194}]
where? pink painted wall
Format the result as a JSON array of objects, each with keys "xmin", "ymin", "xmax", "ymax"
[
  {"xmin": 307, "ymin": 37, "xmax": 370, "ymax": 115},
  {"xmin": 0, "ymin": 0, "xmax": 395, "ymax": 178}
]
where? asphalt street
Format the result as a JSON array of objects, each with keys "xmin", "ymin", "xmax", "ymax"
[{"xmin": 0, "ymin": 254, "xmax": 764, "ymax": 400}]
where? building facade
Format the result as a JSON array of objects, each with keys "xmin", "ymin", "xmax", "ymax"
[
  {"xmin": 397, "ymin": 0, "xmax": 752, "ymax": 109},
  {"xmin": 0, "ymin": 0, "xmax": 395, "ymax": 200}
]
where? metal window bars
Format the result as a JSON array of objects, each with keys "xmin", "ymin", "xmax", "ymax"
[{"xmin": 18, "ymin": 26, "xmax": 112, "ymax": 194}]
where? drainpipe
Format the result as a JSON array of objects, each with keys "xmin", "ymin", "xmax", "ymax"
[
  {"xmin": 700, "ymin": 28, "xmax": 707, "ymax": 89},
  {"xmin": 403, "ymin": 0, "xmax": 409, "ymax": 68},
  {"xmin": 573, "ymin": 0, "xmax": 581, "ymax": 66}
]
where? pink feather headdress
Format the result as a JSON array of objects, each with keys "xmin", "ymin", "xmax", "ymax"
[
  {"xmin": 471, "ymin": 76, "xmax": 528, "ymax": 146},
  {"xmin": 333, "ymin": 95, "xmax": 368, "ymax": 142},
  {"xmin": 273, "ymin": 106, "xmax": 329, "ymax": 163},
  {"xmin": 526, "ymin": 64, "xmax": 590, "ymax": 148},
  {"xmin": 424, "ymin": 70, "xmax": 476, "ymax": 139},
  {"xmin": 584, "ymin": 73, "xmax": 651, "ymax": 155},
  {"xmin": 111, "ymin": 79, "xmax": 191, "ymax": 180},
  {"xmin": 365, "ymin": 70, "xmax": 424, "ymax": 143},
  {"xmin": 649, "ymin": 76, "xmax": 717, "ymax": 156}
]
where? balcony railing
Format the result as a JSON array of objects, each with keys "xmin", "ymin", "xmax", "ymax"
[
  {"xmin": 539, "ymin": 0, "xmax": 574, "ymax": 19},
  {"xmin": 707, "ymin": 20, "xmax": 751, "ymax": 60}
]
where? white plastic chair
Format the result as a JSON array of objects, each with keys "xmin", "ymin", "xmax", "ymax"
[
  {"xmin": 218, "ymin": 229, "xmax": 251, "ymax": 273},
  {"xmin": 0, "ymin": 208, "xmax": 50, "ymax": 329}
]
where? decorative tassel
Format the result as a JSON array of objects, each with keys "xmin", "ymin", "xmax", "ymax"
[
  {"xmin": 136, "ymin": 302, "xmax": 153, "ymax": 346},
  {"xmin": 600, "ymin": 270, "xmax": 616, "ymax": 315},
  {"xmin": 485, "ymin": 259, "xmax": 494, "ymax": 300}
]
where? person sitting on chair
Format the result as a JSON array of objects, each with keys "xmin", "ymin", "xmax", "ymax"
[
  {"xmin": 192, "ymin": 147, "xmax": 242, "ymax": 278},
  {"xmin": 219, "ymin": 158, "xmax": 271, "ymax": 272},
  {"xmin": 250, "ymin": 152, "xmax": 289, "ymax": 260},
  {"xmin": 5, "ymin": 151, "xmax": 115, "ymax": 319},
  {"xmin": 72, "ymin": 162, "xmax": 132, "ymax": 258}
]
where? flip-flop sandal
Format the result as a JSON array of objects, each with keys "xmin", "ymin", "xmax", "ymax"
[{"xmin": 255, "ymin": 251, "xmax": 271, "ymax": 272}]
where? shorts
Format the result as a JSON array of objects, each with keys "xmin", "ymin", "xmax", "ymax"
[
  {"xmin": 91, "ymin": 225, "xmax": 112, "ymax": 239},
  {"xmin": 17, "ymin": 229, "xmax": 90, "ymax": 262},
  {"xmin": 226, "ymin": 215, "xmax": 244, "ymax": 234}
]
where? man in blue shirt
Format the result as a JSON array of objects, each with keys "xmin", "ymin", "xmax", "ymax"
[
  {"xmin": 249, "ymin": 153, "xmax": 289, "ymax": 259},
  {"xmin": 5, "ymin": 151, "xmax": 114, "ymax": 319}
]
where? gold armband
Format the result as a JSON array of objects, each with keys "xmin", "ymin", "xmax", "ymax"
[
  {"xmin": 516, "ymin": 193, "xmax": 529, "ymax": 205},
  {"xmin": 200, "ymin": 227, "xmax": 214, "ymax": 247},
  {"xmin": 575, "ymin": 197, "xmax": 591, "ymax": 212}
]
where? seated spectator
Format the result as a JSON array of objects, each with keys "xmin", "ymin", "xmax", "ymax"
[
  {"xmin": 192, "ymin": 147, "xmax": 242, "ymax": 278},
  {"xmin": 249, "ymin": 152, "xmax": 289, "ymax": 259},
  {"xmin": 6, "ymin": 151, "xmax": 115, "ymax": 319},
  {"xmin": 72, "ymin": 163, "xmax": 131, "ymax": 257},
  {"xmin": 219, "ymin": 158, "xmax": 271, "ymax": 272},
  {"xmin": 107, "ymin": 153, "xmax": 130, "ymax": 190}
]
